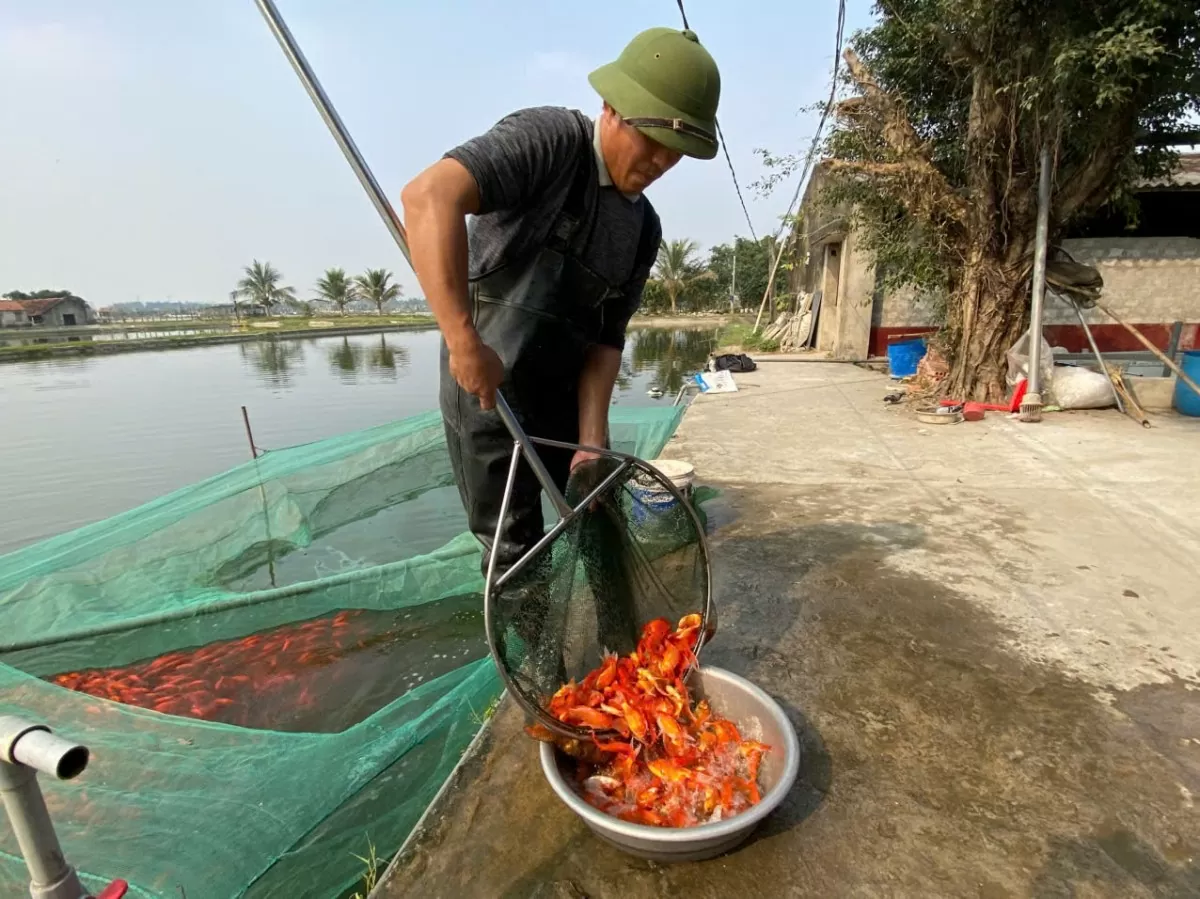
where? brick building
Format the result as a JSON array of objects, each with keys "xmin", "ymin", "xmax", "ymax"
[{"xmin": 790, "ymin": 153, "xmax": 1200, "ymax": 358}]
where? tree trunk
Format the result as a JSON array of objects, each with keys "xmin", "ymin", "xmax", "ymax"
[
  {"xmin": 668, "ymin": 289, "xmax": 677, "ymax": 315},
  {"xmin": 943, "ymin": 247, "xmax": 1030, "ymax": 402}
]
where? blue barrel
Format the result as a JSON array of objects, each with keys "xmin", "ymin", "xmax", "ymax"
[
  {"xmin": 887, "ymin": 336, "xmax": 927, "ymax": 378},
  {"xmin": 1174, "ymin": 350, "xmax": 1200, "ymax": 417}
]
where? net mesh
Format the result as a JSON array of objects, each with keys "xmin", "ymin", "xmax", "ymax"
[
  {"xmin": 0, "ymin": 405, "xmax": 683, "ymax": 899},
  {"xmin": 489, "ymin": 454, "xmax": 709, "ymax": 739}
]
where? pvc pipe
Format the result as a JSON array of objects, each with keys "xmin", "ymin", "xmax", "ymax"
[{"xmin": 0, "ymin": 718, "xmax": 88, "ymax": 899}]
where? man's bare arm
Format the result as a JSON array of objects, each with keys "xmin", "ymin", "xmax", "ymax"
[
  {"xmin": 401, "ymin": 159, "xmax": 504, "ymax": 408},
  {"xmin": 573, "ymin": 344, "xmax": 623, "ymax": 466}
]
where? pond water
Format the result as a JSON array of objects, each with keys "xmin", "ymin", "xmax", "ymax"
[{"xmin": 0, "ymin": 326, "xmax": 718, "ymax": 554}]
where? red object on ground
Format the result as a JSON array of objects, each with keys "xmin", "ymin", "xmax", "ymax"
[
  {"xmin": 95, "ymin": 880, "xmax": 129, "ymax": 899},
  {"xmin": 1009, "ymin": 379, "xmax": 1029, "ymax": 412},
  {"xmin": 963, "ymin": 402, "xmax": 987, "ymax": 421}
]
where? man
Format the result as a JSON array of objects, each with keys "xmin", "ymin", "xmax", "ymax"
[{"xmin": 402, "ymin": 26, "xmax": 721, "ymax": 587}]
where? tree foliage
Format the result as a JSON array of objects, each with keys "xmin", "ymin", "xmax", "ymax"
[
  {"xmin": 315, "ymin": 267, "xmax": 356, "ymax": 316},
  {"xmin": 649, "ymin": 239, "xmax": 715, "ymax": 314},
  {"xmin": 353, "ymin": 268, "xmax": 402, "ymax": 315},
  {"xmin": 235, "ymin": 260, "xmax": 297, "ymax": 312},
  {"xmin": 772, "ymin": 0, "xmax": 1200, "ymax": 399},
  {"xmin": 3, "ymin": 289, "xmax": 78, "ymax": 301}
]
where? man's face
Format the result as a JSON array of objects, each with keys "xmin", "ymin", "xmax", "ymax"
[{"xmin": 599, "ymin": 103, "xmax": 683, "ymax": 194}]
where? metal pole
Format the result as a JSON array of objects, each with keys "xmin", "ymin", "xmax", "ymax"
[
  {"xmin": 1068, "ymin": 300, "xmax": 1125, "ymax": 413},
  {"xmin": 1026, "ymin": 143, "xmax": 1052, "ymax": 405},
  {"xmin": 241, "ymin": 405, "xmax": 257, "ymax": 459},
  {"xmin": 254, "ymin": 0, "xmax": 411, "ymax": 267},
  {"xmin": 254, "ymin": 0, "xmax": 560, "ymax": 498}
]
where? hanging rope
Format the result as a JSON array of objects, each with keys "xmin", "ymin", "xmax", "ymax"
[
  {"xmin": 673, "ymin": 0, "xmax": 758, "ymax": 243},
  {"xmin": 752, "ymin": 0, "xmax": 847, "ymax": 332}
]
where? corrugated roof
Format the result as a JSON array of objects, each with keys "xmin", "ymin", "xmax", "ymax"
[
  {"xmin": 1139, "ymin": 152, "xmax": 1200, "ymax": 188},
  {"xmin": 16, "ymin": 297, "xmax": 72, "ymax": 315},
  {"xmin": 0, "ymin": 301, "xmax": 26, "ymax": 313}
]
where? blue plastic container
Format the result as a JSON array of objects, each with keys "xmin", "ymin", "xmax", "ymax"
[
  {"xmin": 1174, "ymin": 349, "xmax": 1200, "ymax": 417},
  {"xmin": 887, "ymin": 336, "xmax": 927, "ymax": 378}
]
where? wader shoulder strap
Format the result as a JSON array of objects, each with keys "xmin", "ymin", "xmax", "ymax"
[{"xmin": 546, "ymin": 112, "xmax": 600, "ymax": 255}]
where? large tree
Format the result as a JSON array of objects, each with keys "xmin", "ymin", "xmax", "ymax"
[
  {"xmin": 235, "ymin": 260, "xmax": 296, "ymax": 314},
  {"xmin": 354, "ymin": 268, "xmax": 402, "ymax": 316},
  {"xmin": 808, "ymin": 0, "xmax": 1199, "ymax": 400}
]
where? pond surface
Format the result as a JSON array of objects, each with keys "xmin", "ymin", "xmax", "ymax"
[{"xmin": 0, "ymin": 327, "xmax": 717, "ymax": 554}]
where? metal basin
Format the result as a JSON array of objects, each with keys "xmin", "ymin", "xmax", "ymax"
[{"xmin": 539, "ymin": 665, "xmax": 800, "ymax": 862}]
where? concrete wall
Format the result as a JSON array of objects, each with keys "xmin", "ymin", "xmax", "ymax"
[
  {"xmin": 833, "ymin": 229, "xmax": 876, "ymax": 360},
  {"xmin": 876, "ymin": 285, "xmax": 940, "ymax": 328},
  {"xmin": 1051, "ymin": 237, "xmax": 1200, "ymax": 326},
  {"xmin": 0, "ymin": 311, "xmax": 26, "ymax": 327}
]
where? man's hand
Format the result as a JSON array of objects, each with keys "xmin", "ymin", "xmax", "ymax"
[
  {"xmin": 570, "ymin": 449, "xmax": 602, "ymax": 471},
  {"xmin": 449, "ymin": 338, "xmax": 504, "ymax": 410}
]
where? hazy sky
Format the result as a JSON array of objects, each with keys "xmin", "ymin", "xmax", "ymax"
[{"xmin": 0, "ymin": 1, "xmax": 874, "ymax": 308}]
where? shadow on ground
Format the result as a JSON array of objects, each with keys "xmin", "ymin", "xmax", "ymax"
[{"xmin": 377, "ymin": 482, "xmax": 1200, "ymax": 899}]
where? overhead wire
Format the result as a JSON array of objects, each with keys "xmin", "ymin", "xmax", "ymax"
[
  {"xmin": 750, "ymin": 0, "xmax": 848, "ymax": 331},
  {"xmin": 673, "ymin": 0, "xmax": 759, "ymax": 243}
]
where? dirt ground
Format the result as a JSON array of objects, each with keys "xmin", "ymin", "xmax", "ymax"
[{"xmin": 374, "ymin": 361, "xmax": 1200, "ymax": 899}]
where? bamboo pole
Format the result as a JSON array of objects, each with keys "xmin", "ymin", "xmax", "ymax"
[{"xmin": 1095, "ymin": 302, "xmax": 1200, "ymax": 401}]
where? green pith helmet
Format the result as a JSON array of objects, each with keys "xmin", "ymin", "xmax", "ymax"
[{"xmin": 588, "ymin": 27, "xmax": 721, "ymax": 161}]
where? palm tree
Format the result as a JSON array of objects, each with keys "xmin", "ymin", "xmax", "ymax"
[
  {"xmin": 235, "ymin": 260, "xmax": 297, "ymax": 314},
  {"xmin": 314, "ymin": 267, "xmax": 356, "ymax": 316},
  {"xmin": 354, "ymin": 268, "xmax": 402, "ymax": 315},
  {"xmin": 650, "ymin": 239, "xmax": 714, "ymax": 314}
]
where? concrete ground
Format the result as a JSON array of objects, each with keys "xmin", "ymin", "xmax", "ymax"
[{"xmin": 374, "ymin": 361, "xmax": 1200, "ymax": 899}]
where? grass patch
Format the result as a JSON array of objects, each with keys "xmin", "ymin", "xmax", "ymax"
[
  {"xmin": 468, "ymin": 694, "xmax": 502, "ymax": 727},
  {"xmin": 349, "ymin": 839, "xmax": 381, "ymax": 899},
  {"xmin": 716, "ymin": 322, "xmax": 779, "ymax": 353}
]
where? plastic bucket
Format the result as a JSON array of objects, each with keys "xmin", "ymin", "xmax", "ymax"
[
  {"xmin": 630, "ymin": 459, "xmax": 695, "ymax": 524},
  {"xmin": 887, "ymin": 337, "xmax": 927, "ymax": 378},
  {"xmin": 1174, "ymin": 350, "xmax": 1200, "ymax": 417}
]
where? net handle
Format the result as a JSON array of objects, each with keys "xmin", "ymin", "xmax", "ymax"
[
  {"xmin": 253, "ymin": 0, "xmax": 571, "ymax": 517},
  {"xmin": 483, "ymin": 445, "xmax": 715, "ymax": 742}
]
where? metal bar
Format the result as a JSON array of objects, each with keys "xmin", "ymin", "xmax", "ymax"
[
  {"xmin": 1027, "ymin": 143, "xmax": 1052, "ymax": 399},
  {"xmin": 254, "ymin": 0, "xmax": 411, "ymax": 266},
  {"xmin": 494, "ymin": 459, "xmax": 634, "ymax": 590},
  {"xmin": 482, "ymin": 444, "xmax": 522, "ymax": 682},
  {"xmin": 1166, "ymin": 320, "xmax": 1184, "ymax": 364},
  {"xmin": 528, "ymin": 436, "xmax": 640, "ymax": 462},
  {"xmin": 493, "ymin": 395, "xmax": 571, "ymax": 517},
  {"xmin": 241, "ymin": 405, "xmax": 258, "ymax": 459},
  {"xmin": 255, "ymin": 0, "xmax": 564, "ymax": 507},
  {"xmin": 1069, "ymin": 300, "xmax": 1125, "ymax": 414}
]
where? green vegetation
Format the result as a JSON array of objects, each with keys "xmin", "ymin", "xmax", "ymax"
[
  {"xmin": 2, "ymin": 288, "xmax": 78, "ymax": 301},
  {"xmin": 639, "ymin": 235, "xmax": 789, "ymax": 315},
  {"xmin": 235, "ymin": 260, "xmax": 298, "ymax": 314},
  {"xmin": 354, "ymin": 268, "xmax": 403, "ymax": 316},
  {"xmin": 348, "ymin": 838, "xmax": 381, "ymax": 899},
  {"xmin": 758, "ymin": 0, "xmax": 1200, "ymax": 400},
  {"xmin": 717, "ymin": 321, "xmax": 779, "ymax": 353},
  {"xmin": 315, "ymin": 267, "xmax": 355, "ymax": 316}
]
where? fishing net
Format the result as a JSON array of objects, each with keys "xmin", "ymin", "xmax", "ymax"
[
  {"xmin": 0, "ymin": 405, "xmax": 683, "ymax": 899},
  {"xmin": 486, "ymin": 447, "xmax": 711, "ymax": 744}
]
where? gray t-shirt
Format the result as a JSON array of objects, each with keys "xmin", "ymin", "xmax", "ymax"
[{"xmin": 444, "ymin": 106, "xmax": 661, "ymax": 349}]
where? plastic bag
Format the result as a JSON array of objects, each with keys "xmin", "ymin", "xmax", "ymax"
[
  {"xmin": 1052, "ymin": 365, "xmax": 1115, "ymax": 409},
  {"xmin": 1006, "ymin": 328, "xmax": 1055, "ymax": 392}
]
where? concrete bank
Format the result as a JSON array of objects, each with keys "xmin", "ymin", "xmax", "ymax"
[
  {"xmin": 376, "ymin": 361, "xmax": 1200, "ymax": 899},
  {"xmin": 0, "ymin": 322, "xmax": 438, "ymax": 363}
]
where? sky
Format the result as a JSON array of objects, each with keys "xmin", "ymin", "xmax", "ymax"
[{"xmin": 0, "ymin": 0, "xmax": 876, "ymax": 308}]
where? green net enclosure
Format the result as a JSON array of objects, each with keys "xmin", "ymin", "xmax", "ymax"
[{"xmin": 0, "ymin": 405, "xmax": 684, "ymax": 898}]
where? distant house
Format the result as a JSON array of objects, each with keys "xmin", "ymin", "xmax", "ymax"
[
  {"xmin": 15, "ymin": 296, "xmax": 96, "ymax": 327},
  {"xmin": 789, "ymin": 151, "xmax": 1200, "ymax": 358},
  {"xmin": 0, "ymin": 300, "xmax": 28, "ymax": 328}
]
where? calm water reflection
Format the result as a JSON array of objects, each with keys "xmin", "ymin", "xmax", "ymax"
[{"xmin": 0, "ymin": 327, "xmax": 716, "ymax": 554}]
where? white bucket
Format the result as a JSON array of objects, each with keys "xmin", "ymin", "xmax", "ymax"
[{"xmin": 630, "ymin": 459, "xmax": 695, "ymax": 520}]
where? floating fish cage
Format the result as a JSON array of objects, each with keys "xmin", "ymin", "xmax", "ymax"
[{"xmin": 0, "ymin": 407, "xmax": 685, "ymax": 898}]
